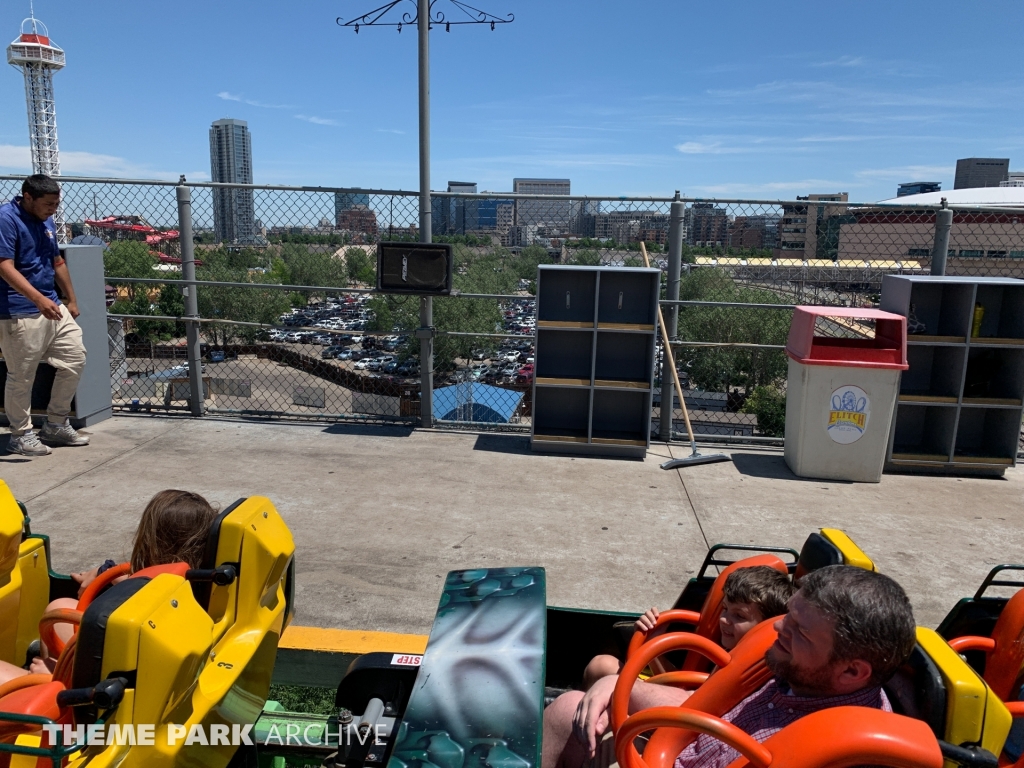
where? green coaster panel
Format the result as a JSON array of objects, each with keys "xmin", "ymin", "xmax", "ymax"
[{"xmin": 388, "ymin": 567, "xmax": 546, "ymax": 768}]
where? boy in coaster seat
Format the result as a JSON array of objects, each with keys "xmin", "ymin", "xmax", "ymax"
[{"xmin": 583, "ymin": 565, "xmax": 795, "ymax": 689}]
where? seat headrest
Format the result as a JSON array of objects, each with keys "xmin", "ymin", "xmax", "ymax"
[
  {"xmin": 794, "ymin": 532, "xmax": 843, "ymax": 580},
  {"xmin": 883, "ymin": 644, "xmax": 947, "ymax": 739},
  {"xmin": 72, "ymin": 577, "xmax": 151, "ymax": 693},
  {"xmin": 0, "ymin": 480, "xmax": 24, "ymax": 581},
  {"xmin": 191, "ymin": 498, "xmax": 245, "ymax": 610}
]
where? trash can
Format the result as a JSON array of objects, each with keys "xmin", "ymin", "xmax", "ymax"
[{"xmin": 784, "ymin": 307, "xmax": 908, "ymax": 482}]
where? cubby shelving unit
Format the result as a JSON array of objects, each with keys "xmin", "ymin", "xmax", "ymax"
[
  {"xmin": 880, "ymin": 275, "xmax": 1024, "ymax": 475},
  {"xmin": 531, "ymin": 265, "xmax": 660, "ymax": 458}
]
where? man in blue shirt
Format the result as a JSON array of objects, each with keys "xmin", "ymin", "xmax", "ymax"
[{"xmin": 0, "ymin": 174, "xmax": 89, "ymax": 456}]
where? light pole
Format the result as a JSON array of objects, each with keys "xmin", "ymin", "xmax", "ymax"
[{"xmin": 337, "ymin": 0, "xmax": 512, "ymax": 426}]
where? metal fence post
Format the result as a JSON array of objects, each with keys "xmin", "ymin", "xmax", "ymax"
[
  {"xmin": 417, "ymin": 0, "xmax": 434, "ymax": 428},
  {"xmin": 931, "ymin": 200, "xmax": 952, "ymax": 276},
  {"xmin": 659, "ymin": 192, "xmax": 684, "ymax": 441},
  {"xmin": 175, "ymin": 181, "xmax": 205, "ymax": 416}
]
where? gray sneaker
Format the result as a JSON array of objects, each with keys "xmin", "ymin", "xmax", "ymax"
[
  {"xmin": 8, "ymin": 432, "xmax": 53, "ymax": 456},
  {"xmin": 40, "ymin": 421, "xmax": 90, "ymax": 447}
]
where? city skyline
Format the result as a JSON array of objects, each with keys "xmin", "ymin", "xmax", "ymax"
[{"xmin": 1, "ymin": 1, "xmax": 1023, "ymax": 201}]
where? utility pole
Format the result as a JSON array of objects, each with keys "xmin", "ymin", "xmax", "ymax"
[{"xmin": 337, "ymin": 0, "xmax": 513, "ymax": 428}]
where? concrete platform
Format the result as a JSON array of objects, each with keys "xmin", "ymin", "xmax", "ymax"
[{"xmin": 2, "ymin": 414, "xmax": 1021, "ymax": 632}]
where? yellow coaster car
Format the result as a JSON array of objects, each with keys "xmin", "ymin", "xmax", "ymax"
[{"xmin": 0, "ymin": 484, "xmax": 295, "ymax": 768}]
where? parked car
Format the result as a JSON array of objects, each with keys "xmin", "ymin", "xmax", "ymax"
[
  {"xmin": 335, "ymin": 349, "xmax": 354, "ymax": 361},
  {"xmin": 322, "ymin": 345, "xmax": 349, "ymax": 359},
  {"xmin": 354, "ymin": 359, "xmax": 373, "ymax": 371},
  {"xmin": 515, "ymin": 365, "xmax": 534, "ymax": 385}
]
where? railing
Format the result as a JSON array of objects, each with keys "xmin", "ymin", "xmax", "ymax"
[{"xmin": 3, "ymin": 174, "xmax": 1023, "ymax": 450}]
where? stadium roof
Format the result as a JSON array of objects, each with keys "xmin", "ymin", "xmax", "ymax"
[
  {"xmin": 433, "ymin": 383, "xmax": 524, "ymax": 424},
  {"xmin": 878, "ymin": 187, "xmax": 1024, "ymax": 208}
]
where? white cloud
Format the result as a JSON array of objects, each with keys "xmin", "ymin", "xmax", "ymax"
[
  {"xmin": 692, "ymin": 179, "xmax": 854, "ymax": 196},
  {"xmin": 217, "ymin": 91, "xmax": 292, "ymax": 109},
  {"xmin": 854, "ymin": 164, "xmax": 953, "ymax": 181},
  {"xmin": 675, "ymin": 140, "xmax": 754, "ymax": 155},
  {"xmin": 813, "ymin": 55, "xmax": 865, "ymax": 68},
  {"xmin": 0, "ymin": 144, "xmax": 208, "ymax": 181},
  {"xmin": 376, "ymin": 128, "xmax": 406, "ymax": 135},
  {"xmin": 294, "ymin": 115, "xmax": 339, "ymax": 126}
]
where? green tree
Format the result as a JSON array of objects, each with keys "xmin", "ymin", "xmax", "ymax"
[
  {"xmin": 104, "ymin": 241, "xmax": 157, "ymax": 302},
  {"xmin": 676, "ymin": 268, "xmax": 790, "ymax": 394},
  {"xmin": 344, "ymin": 248, "xmax": 376, "ymax": 285},
  {"xmin": 741, "ymin": 386, "xmax": 787, "ymax": 437},
  {"xmin": 195, "ymin": 248, "xmax": 293, "ymax": 345},
  {"xmin": 568, "ymin": 249, "xmax": 602, "ymax": 266}
]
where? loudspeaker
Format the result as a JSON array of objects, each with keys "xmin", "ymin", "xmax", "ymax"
[{"xmin": 377, "ymin": 242, "xmax": 453, "ymax": 295}]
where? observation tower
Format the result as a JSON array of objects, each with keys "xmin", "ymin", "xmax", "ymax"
[{"xmin": 7, "ymin": 11, "xmax": 67, "ymax": 240}]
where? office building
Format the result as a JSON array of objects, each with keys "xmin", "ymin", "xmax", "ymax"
[
  {"xmin": 513, "ymin": 178, "xmax": 571, "ymax": 230},
  {"xmin": 448, "ymin": 181, "xmax": 478, "ymax": 235},
  {"xmin": 476, "ymin": 195, "xmax": 514, "ymax": 231},
  {"xmin": 954, "ymin": 158, "xmax": 1009, "ymax": 189},
  {"xmin": 1000, "ymin": 172, "xmax": 1024, "ymax": 188},
  {"xmin": 897, "ymin": 182, "xmax": 941, "ymax": 197},
  {"xmin": 336, "ymin": 206, "xmax": 378, "ymax": 235},
  {"xmin": 687, "ymin": 203, "xmax": 728, "ymax": 247},
  {"xmin": 729, "ymin": 215, "xmax": 780, "ymax": 251},
  {"xmin": 209, "ymin": 118, "xmax": 256, "ymax": 244},
  {"xmin": 776, "ymin": 193, "xmax": 848, "ymax": 260},
  {"xmin": 335, "ymin": 192, "xmax": 371, "ymax": 227},
  {"xmin": 591, "ymin": 210, "xmax": 670, "ymax": 244}
]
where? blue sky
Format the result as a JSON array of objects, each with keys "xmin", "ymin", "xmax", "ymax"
[{"xmin": 1, "ymin": 0, "xmax": 1022, "ymax": 201}]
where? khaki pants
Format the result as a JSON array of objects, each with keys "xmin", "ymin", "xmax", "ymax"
[{"xmin": 0, "ymin": 307, "xmax": 86, "ymax": 435}]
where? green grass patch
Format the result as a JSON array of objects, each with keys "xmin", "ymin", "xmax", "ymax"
[{"xmin": 267, "ymin": 684, "xmax": 336, "ymax": 715}]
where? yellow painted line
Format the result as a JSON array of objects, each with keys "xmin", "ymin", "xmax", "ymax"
[{"xmin": 280, "ymin": 625, "xmax": 428, "ymax": 654}]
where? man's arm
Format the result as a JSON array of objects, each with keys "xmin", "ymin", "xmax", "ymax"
[
  {"xmin": 573, "ymin": 675, "xmax": 692, "ymax": 757},
  {"xmin": 52, "ymin": 258, "xmax": 79, "ymax": 318},
  {"xmin": 0, "ymin": 259, "xmax": 61, "ymax": 320}
]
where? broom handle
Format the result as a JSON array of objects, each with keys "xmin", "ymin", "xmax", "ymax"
[{"xmin": 640, "ymin": 243, "xmax": 698, "ymax": 447}]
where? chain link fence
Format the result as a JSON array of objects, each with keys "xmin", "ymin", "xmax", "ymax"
[{"xmin": 2, "ymin": 176, "xmax": 1023, "ymax": 449}]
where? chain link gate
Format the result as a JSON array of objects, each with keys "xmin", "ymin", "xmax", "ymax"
[{"xmin": 1, "ymin": 175, "xmax": 1022, "ymax": 452}]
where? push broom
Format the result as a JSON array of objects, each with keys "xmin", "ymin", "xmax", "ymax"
[{"xmin": 640, "ymin": 243, "xmax": 731, "ymax": 469}]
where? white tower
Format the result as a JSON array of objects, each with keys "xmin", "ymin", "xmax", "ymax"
[{"xmin": 7, "ymin": 11, "xmax": 67, "ymax": 241}]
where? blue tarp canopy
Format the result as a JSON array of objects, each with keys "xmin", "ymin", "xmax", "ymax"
[{"xmin": 433, "ymin": 382, "xmax": 524, "ymax": 424}]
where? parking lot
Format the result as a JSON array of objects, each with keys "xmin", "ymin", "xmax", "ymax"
[{"xmin": 113, "ymin": 294, "xmax": 541, "ymax": 417}]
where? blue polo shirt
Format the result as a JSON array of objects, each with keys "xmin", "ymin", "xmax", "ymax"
[{"xmin": 0, "ymin": 196, "xmax": 61, "ymax": 318}]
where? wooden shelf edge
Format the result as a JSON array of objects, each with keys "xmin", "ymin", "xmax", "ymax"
[
  {"xmin": 597, "ymin": 323, "xmax": 655, "ymax": 331},
  {"xmin": 890, "ymin": 453, "xmax": 949, "ymax": 463},
  {"xmin": 594, "ymin": 379, "xmax": 650, "ymax": 390},
  {"xmin": 907, "ymin": 335, "xmax": 966, "ymax": 344},
  {"xmin": 536, "ymin": 377, "xmax": 591, "ymax": 387},
  {"xmin": 951, "ymin": 455, "xmax": 1015, "ymax": 466},
  {"xmin": 969, "ymin": 337, "xmax": 1024, "ymax": 346},
  {"xmin": 591, "ymin": 437, "xmax": 647, "ymax": 446},
  {"xmin": 532, "ymin": 434, "xmax": 589, "ymax": 444},
  {"xmin": 537, "ymin": 321, "xmax": 594, "ymax": 329},
  {"xmin": 961, "ymin": 397, "xmax": 1023, "ymax": 407},
  {"xmin": 898, "ymin": 395, "xmax": 957, "ymax": 404}
]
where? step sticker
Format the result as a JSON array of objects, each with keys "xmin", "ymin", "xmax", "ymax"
[
  {"xmin": 391, "ymin": 654, "xmax": 422, "ymax": 667},
  {"xmin": 827, "ymin": 385, "xmax": 870, "ymax": 444}
]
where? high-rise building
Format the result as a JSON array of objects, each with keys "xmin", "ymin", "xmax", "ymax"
[
  {"xmin": 729, "ymin": 215, "xmax": 780, "ymax": 251},
  {"xmin": 513, "ymin": 178, "xmax": 571, "ymax": 230},
  {"xmin": 897, "ymin": 182, "xmax": 941, "ymax": 197},
  {"xmin": 8, "ymin": 13, "xmax": 67, "ymax": 241},
  {"xmin": 334, "ymin": 192, "xmax": 370, "ymax": 227},
  {"xmin": 1000, "ymin": 172, "xmax": 1024, "ymax": 188},
  {"xmin": 687, "ymin": 203, "xmax": 728, "ymax": 247},
  {"xmin": 954, "ymin": 158, "xmax": 1009, "ymax": 190},
  {"xmin": 209, "ymin": 118, "xmax": 256, "ymax": 244},
  {"xmin": 776, "ymin": 193, "xmax": 849, "ymax": 260},
  {"xmin": 448, "ymin": 181, "xmax": 478, "ymax": 234}
]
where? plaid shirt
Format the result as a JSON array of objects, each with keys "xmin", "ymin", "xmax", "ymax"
[{"xmin": 674, "ymin": 679, "xmax": 892, "ymax": 768}]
